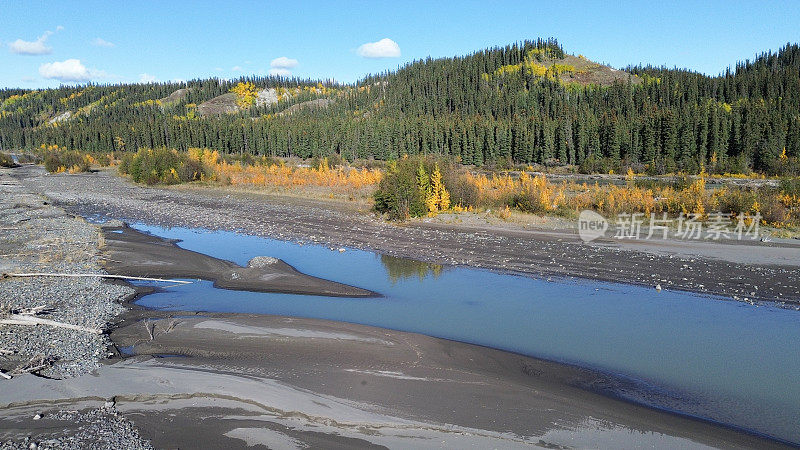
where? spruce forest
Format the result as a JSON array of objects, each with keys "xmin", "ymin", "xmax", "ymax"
[{"xmin": 1, "ymin": 39, "xmax": 799, "ymax": 175}]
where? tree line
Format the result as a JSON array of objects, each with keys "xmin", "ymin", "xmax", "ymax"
[{"xmin": 1, "ymin": 39, "xmax": 798, "ymax": 175}]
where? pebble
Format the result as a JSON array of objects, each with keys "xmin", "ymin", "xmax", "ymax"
[{"xmin": 0, "ymin": 172, "xmax": 134, "ymax": 379}]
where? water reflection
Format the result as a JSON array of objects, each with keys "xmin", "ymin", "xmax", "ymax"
[{"xmin": 380, "ymin": 254, "xmax": 443, "ymax": 283}]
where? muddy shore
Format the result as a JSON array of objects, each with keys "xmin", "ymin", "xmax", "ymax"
[{"xmin": 11, "ymin": 166, "xmax": 799, "ymax": 305}]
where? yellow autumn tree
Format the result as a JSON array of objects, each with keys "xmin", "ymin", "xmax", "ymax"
[
  {"xmin": 114, "ymin": 136, "xmax": 126, "ymax": 152},
  {"xmin": 439, "ymin": 183, "xmax": 451, "ymax": 210},
  {"xmin": 425, "ymin": 163, "xmax": 450, "ymax": 213},
  {"xmin": 230, "ymin": 82, "xmax": 258, "ymax": 108}
]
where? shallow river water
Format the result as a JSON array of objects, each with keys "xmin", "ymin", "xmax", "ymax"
[{"xmin": 128, "ymin": 222, "xmax": 800, "ymax": 444}]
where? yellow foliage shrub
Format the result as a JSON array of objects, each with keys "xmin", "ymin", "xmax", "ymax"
[{"xmin": 206, "ymin": 155, "xmax": 381, "ymax": 191}]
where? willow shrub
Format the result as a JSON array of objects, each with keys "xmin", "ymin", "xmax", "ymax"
[
  {"xmin": 119, "ymin": 147, "xmax": 208, "ymax": 185},
  {"xmin": 0, "ymin": 152, "xmax": 16, "ymax": 168},
  {"xmin": 43, "ymin": 150, "xmax": 91, "ymax": 173}
]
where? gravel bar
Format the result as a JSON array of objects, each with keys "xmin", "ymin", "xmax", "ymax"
[{"xmin": 0, "ymin": 168, "xmax": 134, "ymax": 379}]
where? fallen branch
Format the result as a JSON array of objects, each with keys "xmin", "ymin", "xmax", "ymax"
[
  {"xmin": 2, "ymin": 272, "xmax": 192, "ymax": 285},
  {"xmin": 17, "ymin": 305, "xmax": 51, "ymax": 316},
  {"xmin": 0, "ymin": 370, "xmax": 11, "ymax": 380},
  {"xmin": 10, "ymin": 355, "xmax": 57, "ymax": 376},
  {"xmin": 164, "ymin": 319, "xmax": 180, "ymax": 334},
  {"xmin": 14, "ymin": 363, "xmax": 49, "ymax": 375},
  {"xmin": 145, "ymin": 321, "xmax": 155, "ymax": 341},
  {"xmin": 0, "ymin": 314, "xmax": 102, "ymax": 334}
]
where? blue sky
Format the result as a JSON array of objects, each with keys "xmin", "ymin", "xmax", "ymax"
[{"xmin": 1, "ymin": 0, "xmax": 798, "ymax": 89}]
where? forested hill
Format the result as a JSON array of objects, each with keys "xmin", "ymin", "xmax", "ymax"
[{"xmin": 1, "ymin": 39, "xmax": 799, "ymax": 175}]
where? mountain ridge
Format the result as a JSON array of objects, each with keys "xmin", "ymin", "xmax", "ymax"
[{"xmin": 1, "ymin": 39, "xmax": 798, "ymax": 175}]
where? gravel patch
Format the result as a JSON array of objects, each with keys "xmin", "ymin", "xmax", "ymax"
[
  {"xmin": 0, "ymin": 405, "xmax": 152, "ymax": 450},
  {"xmin": 0, "ymin": 168, "xmax": 134, "ymax": 379}
]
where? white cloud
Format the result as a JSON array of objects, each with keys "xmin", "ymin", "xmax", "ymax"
[
  {"xmin": 268, "ymin": 68, "xmax": 292, "ymax": 77},
  {"xmin": 139, "ymin": 73, "xmax": 158, "ymax": 83},
  {"xmin": 268, "ymin": 57, "xmax": 298, "ymax": 77},
  {"xmin": 39, "ymin": 59, "xmax": 92, "ymax": 82},
  {"xmin": 93, "ymin": 37, "xmax": 115, "ymax": 48},
  {"xmin": 270, "ymin": 56, "xmax": 298, "ymax": 69},
  {"xmin": 231, "ymin": 65, "xmax": 243, "ymax": 72},
  {"xmin": 9, "ymin": 29, "xmax": 56, "ymax": 55},
  {"xmin": 357, "ymin": 38, "xmax": 400, "ymax": 58}
]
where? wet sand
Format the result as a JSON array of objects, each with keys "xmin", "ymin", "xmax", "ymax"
[
  {"xmin": 0, "ymin": 309, "xmax": 788, "ymax": 449},
  {"xmin": 100, "ymin": 224, "xmax": 377, "ymax": 297}
]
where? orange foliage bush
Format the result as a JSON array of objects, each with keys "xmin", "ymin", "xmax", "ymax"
[
  {"xmin": 191, "ymin": 149, "xmax": 382, "ymax": 190},
  {"xmin": 467, "ymin": 172, "xmax": 726, "ymax": 219}
]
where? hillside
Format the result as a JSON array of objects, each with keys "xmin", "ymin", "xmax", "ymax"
[
  {"xmin": 196, "ymin": 92, "xmax": 239, "ymax": 116},
  {"xmin": 551, "ymin": 54, "xmax": 641, "ymax": 86},
  {"xmin": 0, "ymin": 39, "xmax": 798, "ymax": 175},
  {"xmin": 159, "ymin": 87, "xmax": 190, "ymax": 105}
]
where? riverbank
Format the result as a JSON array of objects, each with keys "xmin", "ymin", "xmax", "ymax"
[
  {"xmin": 1, "ymin": 165, "xmax": 797, "ymax": 448},
  {"xmin": 0, "ymin": 167, "xmax": 152, "ymax": 448},
  {"xmin": 12, "ymin": 165, "xmax": 800, "ymax": 305},
  {"xmin": 0, "ymin": 169, "xmax": 133, "ymax": 379}
]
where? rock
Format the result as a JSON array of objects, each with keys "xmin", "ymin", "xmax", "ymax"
[
  {"xmin": 255, "ymin": 88, "xmax": 278, "ymax": 107},
  {"xmin": 277, "ymin": 98, "xmax": 334, "ymax": 116},
  {"xmin": 48, "ymin": 111, "xmax": 72, "ymax": 124},
  {"xmin": 247, "ymin": 256, "xmax": 279, "ymax": 268},
  {"xmin": 159, "ymin": 88, "xmax": 190, "ymax": 105},
  {"xmin": 33, "ymin": 413, "xmax": 42, "ymax": 420},
  {"xmin": 102, "ymin": 219, "xmax": 125, "ymax": 228},
  {"xmin": 197, "ymin": 93, "xmax": 239, "ymax": 116}
]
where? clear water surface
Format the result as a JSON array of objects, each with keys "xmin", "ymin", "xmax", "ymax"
[{"xmin": 128, "ymin": 223, "xmax": 800, "ymax": 444}]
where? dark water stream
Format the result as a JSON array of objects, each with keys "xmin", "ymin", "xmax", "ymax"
[{"xmin": 127, "ymin": 222, "xmax": 800, "ymax": 444}]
